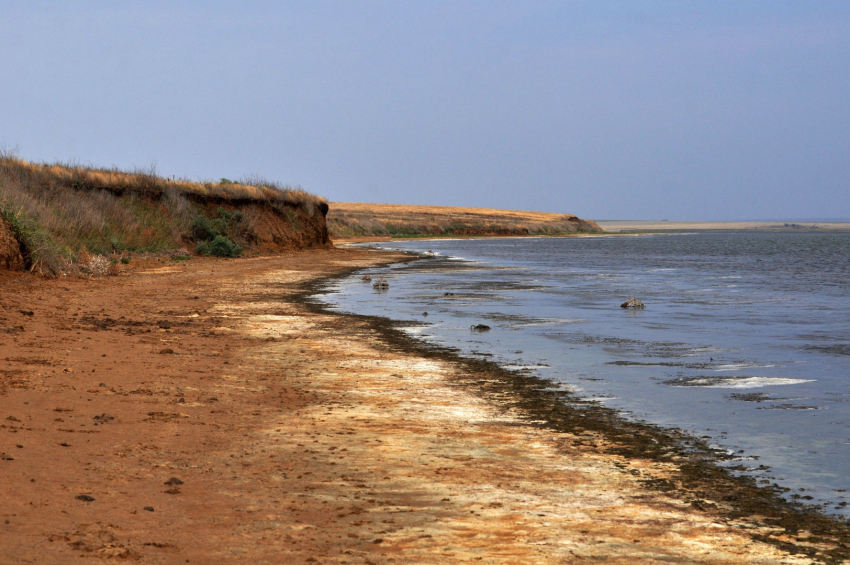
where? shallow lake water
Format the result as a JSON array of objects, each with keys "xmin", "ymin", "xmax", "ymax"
[{"xmin": 317, "ymin": 232, "xmax": 850, "ymax": 515}]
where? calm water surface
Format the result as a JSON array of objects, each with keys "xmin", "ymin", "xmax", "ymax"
[{"xmin": 317, "ymin": 232, "xmax": 850, "ymax": 515}]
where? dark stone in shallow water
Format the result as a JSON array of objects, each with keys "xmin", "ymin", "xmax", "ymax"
[{"xmin": 621, "ymin": 297, "xmax": 645, "ymax": 309}]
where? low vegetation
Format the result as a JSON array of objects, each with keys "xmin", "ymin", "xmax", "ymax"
[
  {"xmin": 191, "ymin": 208, "xmax": 244, "ymax": 258},
  {"xmin": 327, "ymin": 202, "xmax": 602, "ymax": 239},
  {"xmin": 0, "ymin": 154, "xmax": 328, "ymax": 275}
]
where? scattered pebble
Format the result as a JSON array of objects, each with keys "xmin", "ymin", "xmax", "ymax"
[
  {"xmin": 143, "ymin": 506, "xmax": 154, "ymax": 512},
  {"xmin": 76, "ymin": 494, "xmax": 95, "ymax": 502}
]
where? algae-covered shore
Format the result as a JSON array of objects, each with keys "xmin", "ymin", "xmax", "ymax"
[
  {"xmin": 1, "ymin": 247, "xmax": 848, "ymax": 563},
  {"xmin": 304, "ymin": 253, "xmax": 850, "ymax": 563}
]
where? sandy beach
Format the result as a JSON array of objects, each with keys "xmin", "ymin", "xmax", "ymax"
[{"xmin": 0, "ymin": 248, "xmax": 840, "ymax": 563}]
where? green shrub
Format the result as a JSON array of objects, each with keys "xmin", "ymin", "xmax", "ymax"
[
  {"xmin": 217, "ymin": 207, "xmax": 243, "ymax": 225},
  {"xmin": 189, "ymin": 207, "xmax": 244, "ymax": 258},
  {"xmin": 190, "ymin": 208, "xmax": 243, "ymax": 241},
  {"xmin": 196, "ymin": 235, "xmax": 242, "ymax": 257},
  {"xmin": 0, "ymin": 200, "xmax": 68, "ymax": 274}
]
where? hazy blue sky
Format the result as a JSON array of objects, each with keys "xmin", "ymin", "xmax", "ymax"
[{"xmin": 1, "ymin": 1, "xmax": 848, "ymax": 220}]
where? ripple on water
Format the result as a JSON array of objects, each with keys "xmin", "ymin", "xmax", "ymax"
[{"xmin": 662, "ymin": 376, "xmax": 815, "ymax": 389}]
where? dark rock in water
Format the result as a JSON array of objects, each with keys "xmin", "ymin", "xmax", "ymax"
[
  {"xmin": 620, "ymin": 297, "xmax": 645, "ymax": 309},
  {"xmin": 372, "ymin": 277, "xmax": 389, "ymax": 289},
  {"xmin": 76, "ymin": 494, "xmax": 95, "ymax": 502},
  {"xmin": 422, "ymin": 312, "xmax": 428, "ymax": 316},
  {"xmin": 470, "ymin": 324, "xmax": 491, "ymax": 332}
]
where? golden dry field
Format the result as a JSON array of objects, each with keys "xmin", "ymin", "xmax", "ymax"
[{"xmin": 328, "ymin": 201, "xmax": 602, "ymax": 240}]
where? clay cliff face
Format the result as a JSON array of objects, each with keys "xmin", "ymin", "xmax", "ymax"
[
  {"xmin": 189, "ymin": 198, "xmax": 331, "ymax": 253},
  {"xmin": 0, "ymin": 221, "xmax": 24, "ymax": 271}
]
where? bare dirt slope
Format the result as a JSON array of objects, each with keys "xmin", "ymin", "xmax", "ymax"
[
  {"xmin": 0, "ymin": 250, "xmax": 813, "ymax": 564},
  {"xmin": 328, "ymin": 202, "xmax": 601, "ymax": 240}
]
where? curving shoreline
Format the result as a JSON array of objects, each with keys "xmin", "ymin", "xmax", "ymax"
[
  {"xmin": 301, "ymin": 250, "xmax": 850, "ymax": 563},
  {"xmin": 0, "ymin": 247, "xmax": 846, "ymax": 563}
]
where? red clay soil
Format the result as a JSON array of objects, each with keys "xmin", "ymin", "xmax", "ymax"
[
  {"xmin": 0, "ymin": 221, "xmax": 24, "ymax": 272},
  {"xmin": 0, "ymin": 249, "xmax": 810, "ymax": 564},
  {"xmin": 192, "ymin": 199, "xmax": 331, "ymax": 253}
]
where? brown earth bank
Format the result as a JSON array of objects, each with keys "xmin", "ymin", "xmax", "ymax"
[
  {"xmin": 0, "ymin": 249, "xmax": 845, "ymax": 564},
  {"xmin": 0, "ymin": 156, "xmax": 330, "ymax": 275},
  {"xmin": 0, "ymin": 221, "xmax": 24, "ymax": 271},
  {"xmin": 327, "ymin": 203, "xmax": 602, "ymax": 240}
]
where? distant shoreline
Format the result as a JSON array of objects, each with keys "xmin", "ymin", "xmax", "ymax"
[
  {"xmin": 596, "ymin": 220, "xmax": 850, "ymax": 232},
  {"xmin": 327, "ymin": 201, "xmax": 602, "ymax": 240}
]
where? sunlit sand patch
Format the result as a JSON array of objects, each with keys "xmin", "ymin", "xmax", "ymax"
[{"xmin": 185, "ymin": 255, "xmax": 824, "ymax": 563}]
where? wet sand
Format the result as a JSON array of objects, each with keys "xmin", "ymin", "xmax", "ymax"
[{"xmin": 0, "ymin": 248, "xmax": 837, "ymax": 563}]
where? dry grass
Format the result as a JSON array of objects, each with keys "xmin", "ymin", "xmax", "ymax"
[
  {"xmin": 0, "ymin": 155, "xmax": 327, "ymax": 274},
  {"xmin": 328, "ymin": 202, "xmax": 602, "ymax": 239},
  {"xmin": 1, "ymin": 158, "xmax": 325, "ymax": 208}
]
